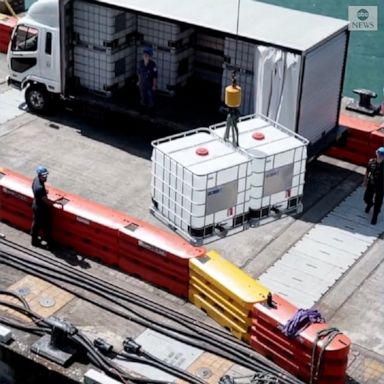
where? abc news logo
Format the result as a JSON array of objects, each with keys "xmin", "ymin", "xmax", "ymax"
[{"xmin": 348, "ymin": 6, "xmax": 378, "ymax": 31}]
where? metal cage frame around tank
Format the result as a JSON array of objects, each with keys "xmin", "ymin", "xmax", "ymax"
[
  {"xmin": 209, "ymin": 113, "xmax": 309, "ymax": 226},
  {"xmin": 150, "ymin": 128, "xmax": 253, "ymax": 245}
]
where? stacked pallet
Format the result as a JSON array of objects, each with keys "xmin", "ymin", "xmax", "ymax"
[
  {"xmin": 73, "ymin": 1, "xmax": 137, "ymax": 96},
  {"xmin": 221, "ymin": 38, "xmax": 256, "ymax": 115},
  {"xmin": 137, "ymin": 16, "xmax": 194, "ymax": 95},
  {"xmin": 194, "ymin": 32, "xmax": 225, "ymax": 85},
  {"xmin": 0, "ymin": 13, "xmax": 17, "ymax": 53},
  {"xmin": 326, "ymin": 113, "xmax": 383, "ymax": 166}
]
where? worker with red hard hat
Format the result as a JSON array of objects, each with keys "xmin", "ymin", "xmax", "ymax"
[{"xmin": 364, "ymin": 147, "xmax": 384, "ymax": 225}]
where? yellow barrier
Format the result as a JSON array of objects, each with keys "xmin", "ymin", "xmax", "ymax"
[{"xmin": 189, "ymin": 250, "xmax": 269, "ymax": 341}]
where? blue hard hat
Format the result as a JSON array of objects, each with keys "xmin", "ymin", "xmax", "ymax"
[
  {"xmin": 143, "ymin": 47, "xmax": 153, "ymax": 56},
  {"xmin": 36, "ymin": 166, "xmax": 49, "ymax": 177},
  {"xmin": 377, "ymin": 147, "xmax": 384, "ymax": 156}
]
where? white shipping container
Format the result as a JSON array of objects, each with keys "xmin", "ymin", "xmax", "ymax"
[
  {"xmin": 137, "ymin": 46, "xmax": 194, "ymax": 93},
  {"xmin": 74, "ymin": 1, "xmax": 136, "ymax": 48},
  {"xmin": 192, "ymin": 38, "xmax": 224, "ymax": 85},
  {"xmin": 210, "ymin": 114, "xmax": 308, "ymax": 225},
  {"xmin": 151, "ymin": 129, "xmax": 252, "ymax": 244},
  {"xmin": 138, "ymin": 15, "xmax": 194, "ymax": 49},
  {"xmin": 224, "ymin": 37, "xmax": 256, "ymax": 73},
  {"xmin": 196, "ymin": 33, "xmax": 225, "ymax": 52},
  {"xmin": 74, "ymin": 45, "xmax": 136, "ymax": 94},
  {"xmin": 194, "ymin": 66, "xmax": 223, "ymax": 85},
  {"xmin": 195, "ymin": 50, "xmax": 224, "ymax": 70}
]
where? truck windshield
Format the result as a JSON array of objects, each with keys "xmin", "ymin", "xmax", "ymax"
[{"xmin": 12, "ymin": 25, "xmax": 38, "ymax": 52}]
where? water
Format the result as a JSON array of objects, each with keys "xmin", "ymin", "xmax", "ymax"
[
  {"xmin": 24, "ymin": 0, "xmax": 37, "ymax": 10},
  {"xmin": 258, "ymin": 0, "xmax": 383, "ymax": 101}
]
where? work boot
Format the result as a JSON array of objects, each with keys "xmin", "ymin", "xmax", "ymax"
[
  {"xmin": 47, "ymin": 241, "xmax": 57, "ymax": 252},
  {"xmin": 31, "ymin": 237, "xmax": 41, "ymax": 247},
  {"xmin": 371, "ymin": 215, "xmax": 378, "ymax": 225}
]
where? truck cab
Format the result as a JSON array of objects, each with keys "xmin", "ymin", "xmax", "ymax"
[{"xmin": 7, "ymin": 0, "xmax": 61, "ymax": 113}]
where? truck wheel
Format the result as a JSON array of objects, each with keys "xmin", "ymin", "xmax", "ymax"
[{"xmin": 25, "ymin": 85, "xmax": 51, "ymax": 114}]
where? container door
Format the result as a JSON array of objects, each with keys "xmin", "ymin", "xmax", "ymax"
[
  {"xmin": 59, "ymin": 0, "xmax": 74, "ymax": 96},
  {"xmin": 297, "ymin": 31, "xmax": 348, "ymax": 145}
]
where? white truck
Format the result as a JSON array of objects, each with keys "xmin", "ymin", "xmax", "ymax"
[{"xmin": 7, "ymin": 0, "xmax": 349, "ymax": 158}]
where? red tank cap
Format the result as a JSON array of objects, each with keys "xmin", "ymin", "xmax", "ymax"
[
  {"xmin": 196, "ymin": 147, "xmax": 209, "ymax": 156},
  {"xmin": 252, "ymin": 132, "xmax": 265, "ymax": 140}
]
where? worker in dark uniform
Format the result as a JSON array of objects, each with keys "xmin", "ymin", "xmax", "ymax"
[
  {"xmin": 31, "ymin": 166, "xmax": 54, "ymax": 249},
  {"xmin": 137, "ymin": 47, "xmax": 157, "ymax": 116},
  {"xmin": 364, "ymin": 147, "xmax": 384, "ymax": 225}
]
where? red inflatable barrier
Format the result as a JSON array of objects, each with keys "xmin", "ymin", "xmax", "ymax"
[
  {"xmin": 339, "ymin": 113, "xmax": 380, "ymax": 141},
  {"xmin": 369, "ymin": 128, "xmax": 384, "ymax": 154},
  {"xmin": 0, "ymin": 14, "xmax": 17, "ymax": 53},
  {"xmin": 52, "ymin": 195, "xmax": 124, "ymax": 265},
  {"xmin": 0, "ymin": 168, "xmax": 64, "ymax": 232},
  {"xmin": 344, "ymin": 136, "xmax": 370, "ymax": 153},
  {"xmin": 0, "ymin": 168, "xmax": 33, "ymax": 230},
  {"xmin": 326, "ymin": 114, "xmax": 382, "ymax": 166},
  {"xmin": 325, "ymin": 146, "xmax": 370, "ymax": 166},
  {"xmin": 251, "ymin": 294, "xmax": 350, "ymax": 384},
  {"xmin": 0, "ymin": 167, "xmax": 205, "ymax": 298},
  {"xmin": 118, "ymin": 220, "xmax": 205, "ymax": 297}
]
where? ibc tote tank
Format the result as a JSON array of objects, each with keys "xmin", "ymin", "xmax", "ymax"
[
  {"xmin": 151, "ymin": 129, "xmax": 252, "ymax": 245},
  {"xmin": 209, "ymin": 114, "xmax": 309, "ymax": 226}
]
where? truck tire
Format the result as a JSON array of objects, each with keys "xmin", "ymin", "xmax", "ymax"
[{"xmin": 25, "ymin": 85, "xmax": 51, "ymax": 114}]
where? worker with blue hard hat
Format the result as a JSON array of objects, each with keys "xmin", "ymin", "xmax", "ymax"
[
  {"xmin": 31, "ymin": 166, "xmax": 55, "ymax": 249},
  {"xmin": 143, "ymin": 47, "xmax": 153, "ymax": 56},
  {"xmin": 364, "ymin": 147, "xmax": 384, "ymax": 225},
  {"xmin": 137, "ymin": 46, "xmax": 158, "ymax": 116},
  {"xmin": 36, "ymin": 165, "xmax": 49, "ymax": 177}
]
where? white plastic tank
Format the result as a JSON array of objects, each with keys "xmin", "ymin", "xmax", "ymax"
[
  {"xmin": 209, "ymin": 114, "xmax": 308, "ymax": 224},
  {"xmin": 151, "ymin": 129, "xmax": 252, "ymax": 244}
]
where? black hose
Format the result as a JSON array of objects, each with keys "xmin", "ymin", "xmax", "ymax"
[
  {"xmin": 73, "ymin": 334, "xmax": 173, "ymax": 384},
  {"xmin": 0, "ymin": 299, "xmax": 48, "ymax": 325},
  {"xmin": 0, "ymin": 243, "xmax": 303, "ymax": 384},
  {"xmin": 0, "ymin": 289, "xmax": 31, "ymax": 311},
  {"xmin": 2, "ymin": 238, "xmax": 246, "ymax": 348},
  {"xmin": 118, "ymin": 351, "xmax": 206, "ymax": 384},
  {"xmin": 0, "ymin": 250, "xmax": 285, "ymax": 379},
  {"xmin": 0, "ymin": 249, "xmax": 257, "ymax": 360},
  {"xmin": 0, "ymin": 292, "xmax": 169, "ymax": 384},
  {"xmin": 0, "ymin": 247, "xmax": 300, "ymax": 383},
  {"xmin": 0, "ymin": 316, "xmax": 48, "ymax": 334}
]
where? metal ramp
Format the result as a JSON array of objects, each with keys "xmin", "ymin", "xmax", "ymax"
[{"xmin": 259, "ymin": 186, "xmax": 384, "ymax": 308}]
